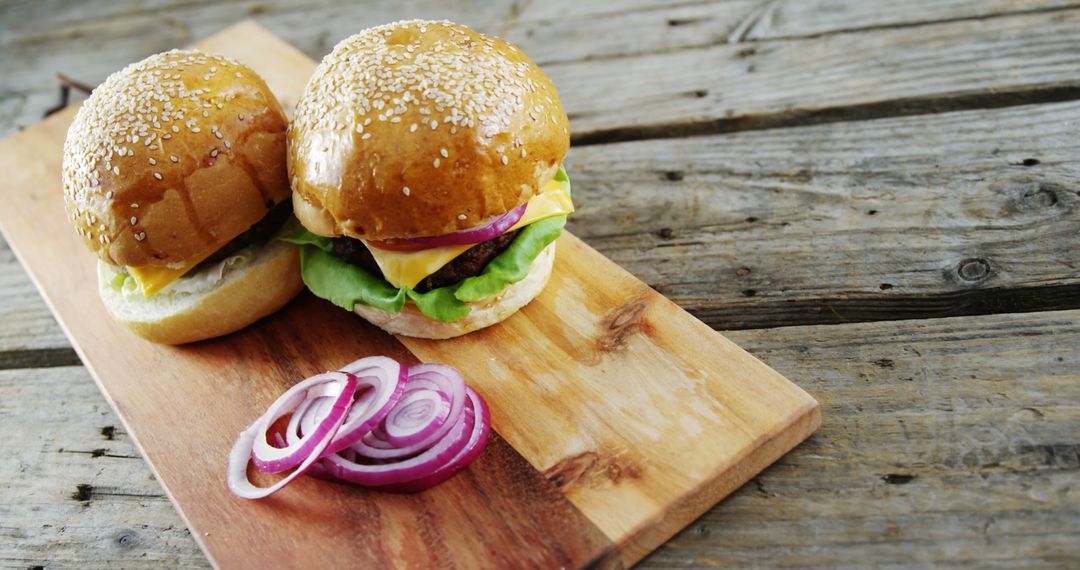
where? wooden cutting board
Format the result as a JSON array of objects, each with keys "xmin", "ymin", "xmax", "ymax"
[{"xmin": 0, "ymin": 21, "xmax": 820, "ymax": 569}]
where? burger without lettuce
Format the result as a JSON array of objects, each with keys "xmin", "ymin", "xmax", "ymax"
[
  {"xmin": 62, "ymin": 50, "xmax": 304, "ymax": 344},
  {"xmin": 283, "ymin": 20, "xmax": 574, "ymax": 339}
]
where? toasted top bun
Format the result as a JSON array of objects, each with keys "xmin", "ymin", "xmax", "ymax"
[
  {"xmin": 62, "ymin": 49, "xmax": 290, "ymax": 268},
  {"xmin": 288, "ymin": 20, "xmax": 570, "ymax": 241}
]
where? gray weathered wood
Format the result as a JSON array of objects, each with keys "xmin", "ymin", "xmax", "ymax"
[
  {"xmin": 564, "ymin": 99, "xmax": 1080, "ymax": 328},
  {"xmin": 0, "ymin": 238, "xmax": 73, "ymax": 366},
  {"xmin": 6, "ymin": 2, "xmax": 1080, "ymax": 139},
  {"xmin": 550, "ymin": 8, "xmax": 1080, "ymax": 141},
  {"xmin": 3, "ymin": 1, "xmax": 1080, "ymax": 568},
  {"xmin": 4, "ymin": 308, "xmax": 1077, "ymax": 568}
]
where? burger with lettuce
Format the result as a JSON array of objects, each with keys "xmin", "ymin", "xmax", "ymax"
[{"xmin": 283, "ymin": 20, "xmax": 574, "ymax": 339}]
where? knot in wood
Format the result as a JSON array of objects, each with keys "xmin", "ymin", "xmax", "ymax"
[
  {"xmin": 957, "ymin": 258, "xmax": 990, "ymax": 282},
  {"xmin": 114, "ymin": 529, "xmax": 139, "ymax": 549}
]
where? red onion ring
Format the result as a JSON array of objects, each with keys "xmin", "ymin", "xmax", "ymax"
[
  {"xmin": 372, "ymin": 387, "xmax": 491, "ymax": 493},
  {"xmin": 350, "ymin": 364, "xmax": 467, "ymax": 459},
  {"xmin": 250, "ymin": 371, "xmax": 358, "ymax": 474},
  {"xmin": 227, "ymin": 372, "xmax": 357, "ymax": 499},
  {"xmin": 226, "ymin": 358, "xmax": 491, "ymax": 499},
  {"xmin": 382, "ymin": 389, "xmax": 451, "ymax": 447},
  {"xmin": 371, "ymin": 203, "xmax": 527, "ymax": 250},
  {"xmin": 325, "ymin": 356, "xmax": 405, "ymax": 453},
  {"xmin": 320, "ymin": 397, "xmax": 477, "ymax": 488}
]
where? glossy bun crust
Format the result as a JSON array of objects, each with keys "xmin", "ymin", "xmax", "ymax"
[
  {"xmin": 63, "ymin": 49, "xmax": 290, "ymax": 268},
  {"xmin": 288, "ymin": 20, "xmax": 570, "ymax": 240}
]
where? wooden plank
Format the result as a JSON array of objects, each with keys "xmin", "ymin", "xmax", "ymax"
[
  {"xmin": 0, "ymin": 238, "xmax": 72, "ymax": 365},
  {"xmin": 6, "ymin": 307, "xmax": 1078, "ymax": 569},
  {"xmin": 0, "ymin": 22, "xmax": 818, "ymax": 568},
  {"xmin": 549, "ymin": 8, "xmax": 1080, "ymax": 141},
  {"xmin": 404, "ymin": 234, "xmax": 820, "ymax": 566},
  {"xmin": 508, "ymin": 0, "xmax": 1080, "ymax": 65},
  {"xmin": 562, "ymin": 99, "xmax": 1080, "ymax": 329},
  {"xmin": 8, "ymin": 2, "xmax": 1080, "ymax": 140},
  {"xmin": 645, "ymin": 308, "xmax": 1080, "ymax": 568}
]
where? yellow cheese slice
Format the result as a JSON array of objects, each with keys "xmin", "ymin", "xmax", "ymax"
[
  {"xmin": 127, "ymin": 245, "xmax": 219, "ymax": 297},
  {"xmin": 364, "ymin": 178, "xmax": 574, "ymax": 289}
]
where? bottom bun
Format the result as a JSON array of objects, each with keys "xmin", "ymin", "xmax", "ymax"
[
  {"xmin": 354, "ymin": 242, "xmax": 556, "ymax": 339},
  {"xmin": 97, "ymin": 241, "xmax": 304, "ymax": 344}
]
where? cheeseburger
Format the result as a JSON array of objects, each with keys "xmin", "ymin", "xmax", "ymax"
[
  {"xmin": 285, "ymin": 20, "xmax": 574, "ymax": 339},
  {"xmin": 62, "ymin": 50, "xmax": 303, "ymax": 344}
]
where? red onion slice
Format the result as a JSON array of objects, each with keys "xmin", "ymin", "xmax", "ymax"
[
  {"xmin": 227, "ymin": 373, "xmax": 357, "ymax": 499},
  {"xmin": 326, "ymin": 356, "xmax": 406, "ymax": 453},
  {"xmin": 373, "ymin": 203, "xmax": 527, "ymax": 250},
  {"xmin": 250, "ymin": 372, "xmax": 357, "ymax": 474},
  {"xmin": 382, "ymin": 389, "xmax": 451, "ymax": 447},
  {"xmin": 350, "ymin": 364, "xmax": 466, "ymax": 459},
  {"xmin": 227, "ymin": 358, "xmax": 491, "ymax": 499},
  {"xmin": 320, "ymin": 398, "xmax": 476, "ymax": 488},
  {"xmin": 374, "ymin": 387, "xmax": 492, "ymax": 493}
]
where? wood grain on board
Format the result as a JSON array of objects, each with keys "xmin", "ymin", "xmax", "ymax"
[
  {"xmin": 563, "ymin": 99, "xmax": 1080, "ymax": 329},
  {"xmin": 0, "ymin": 21, "xmax": 818, "ymax": 568},
  {"xmin": 5, "ymin": 306, "xmax": 1079, "ymax": 568}
]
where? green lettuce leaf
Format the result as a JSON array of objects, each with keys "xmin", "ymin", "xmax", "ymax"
[
  {"xmin": 297, "ymin": 246, "xmax": 407, "ymax": 314},
  {"xmin": 279, "ymin": 166, "xmax": 570, "ymax": 322},
  {"xmin": 454, "ymin": 215, "xmax": 565, "ymax": 302}
]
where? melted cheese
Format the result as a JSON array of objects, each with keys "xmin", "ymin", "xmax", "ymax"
[
  {"xmin": 127, "ymin": 245, "xmax": 219, "ymax": 297},
  {"xmin": 365, "ymin": 178, "xmax": 574, "ymax": 289}
]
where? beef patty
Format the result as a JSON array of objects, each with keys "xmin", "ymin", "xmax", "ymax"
[
  {"xmin": 333, "ymin": 230, "xmax": 521, "ymax": 293},
  {"xmin": 193, "ymin": 199, "xmax": 294, "ymax": 271}
]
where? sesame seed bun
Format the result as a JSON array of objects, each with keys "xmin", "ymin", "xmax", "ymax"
[
  {"xmin": 97, "ymin": 241, "xmax": 303, "ymax": 345},
  {"xmin": 352, "ymin": 242, "xmax": 555, "ymax": 339},
  {"xmin": 62, "ymin": 49, "xmax": 291, "ymax": 268},
  {"xmin": 288, "ymin": 20, "xmax": 570, "ymax": 240}
]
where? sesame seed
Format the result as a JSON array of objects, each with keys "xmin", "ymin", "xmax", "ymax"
[
  {"xmin": 169, "ymin": 155, "xmax": 178, "ymax": 163},
  {"xmin": 153, "ymin": 172, "xmax": 163, "ymax": 180},
  {"xmin": 223, "ymin": 140, "xmax": 231, "ymax": 149},
  {"xmin": 238, "ymin": 113, "xmax": 245, "ymax": 121},
  {"xmin": 134, "ymin": 231, "xmax": 146, "ymax": 241},
  {"xmin": 288, "ymin": 21, "xmax": 561, "ymax": 186},
  {"xmin": 210, "ymin": 148, "xmax": 219, "ymax": 158},
  {"xmin": 130, "ymin": 216, "xmax": 137, "ymax": 225},
  {"xmin": 457, "ymin": 213, "xmax": 467, "ymax": 220},
  {"xmin": 148, "ymin": 157, "xmax": 157, "ymax": 165},
  {"xmin": 362, "ymin": 133, "xmax": 372, "ymax": 140},
  {"xmin": 105, "ymin": 191, "xmax": 114, "ymax": 199},
  {"xmin": 521, "ymin": 148, "xmax": 527, "ymax": 158},
  {"xmin": 391, "ymin": 117, "xmax": 401, "ymax": 123},
  {"xmin": 191, "ymin": 127, "xmax": 201, "ymax": 133},
  {"xmin": 131, "ymin": 203, "xmax": 139, "ymax": 208},
  {"xmin": 402, "ymin": 186, "xmax": 411, "ymax": 196},
  {"xmin": 214, "ymin": 131, "xmax": 223, "ymax": 139},
  {"xmin": 112, "ymin": 166, "xmax": 120, "ymax": 175},
  {"xmin": 171, "ymin": 125, "xmax": 180, "ymax": 133}
]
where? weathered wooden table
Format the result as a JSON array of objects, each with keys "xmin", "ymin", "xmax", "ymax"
[{"xmin": 2, "ymin": 1, "xmax": 1078, "ymax": 567}]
